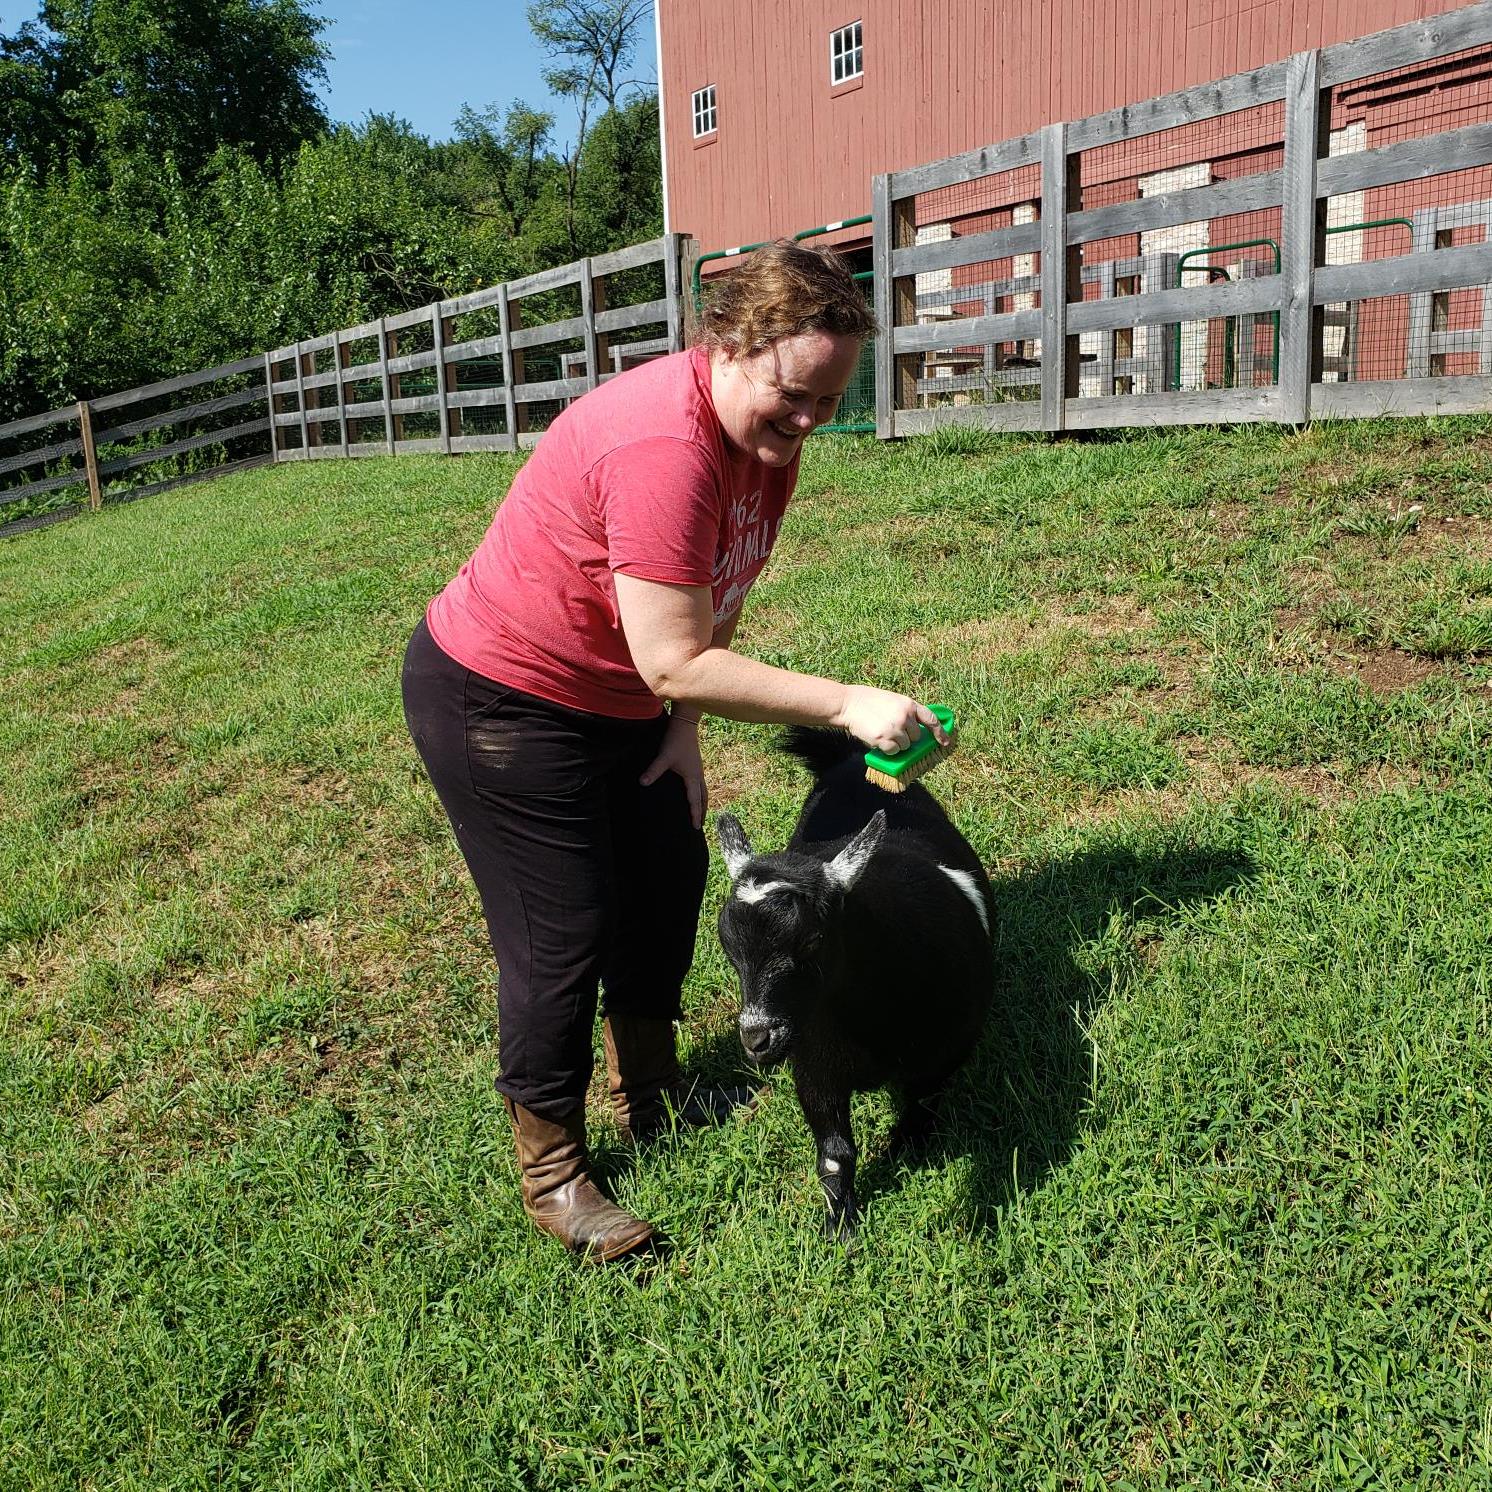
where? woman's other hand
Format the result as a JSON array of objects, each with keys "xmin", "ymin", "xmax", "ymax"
[
  {"xmin": 835, "ymin": 686, "xmax": 947, "ymax": 756},
  {"xmin": 640, "ymin": 711, "xmax": 707, "ymax": 828}
]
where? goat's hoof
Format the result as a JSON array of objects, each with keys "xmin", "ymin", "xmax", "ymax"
[{"xmin": 823, "ymin": 1206, "xmax": 859, "ymax": 1246}]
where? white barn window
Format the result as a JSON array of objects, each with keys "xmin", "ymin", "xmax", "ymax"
[
  {"xmin": 692, "ymin": 85, "xmax": 717, "ymax": 137},
  {"xmin": 830, "ymin": 21, "xmax": 863, "ymax": 84}
]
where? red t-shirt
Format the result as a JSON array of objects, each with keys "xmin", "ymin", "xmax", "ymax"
[{"xmin": 426, "ymin": 346, "xmax": 799, "ymax": 718}]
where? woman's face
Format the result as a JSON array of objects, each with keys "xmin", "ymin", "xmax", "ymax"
[{"xmin": 710, "ymin": 330, "xmax": 863, "ymax": 467}]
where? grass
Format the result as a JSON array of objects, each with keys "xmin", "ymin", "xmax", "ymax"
[{"xmin": 3, "ymin": 416, "xmax": 1491, "ymax": 1489}]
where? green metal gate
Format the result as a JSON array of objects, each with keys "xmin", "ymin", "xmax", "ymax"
[{"xmin": 691, "ymin": 217, "xmax": 874, "ymax": 433}]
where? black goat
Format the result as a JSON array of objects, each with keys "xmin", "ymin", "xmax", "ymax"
[{"xmin": 715, "ymin": 728, "xmax": 993, "ymax": 1239}]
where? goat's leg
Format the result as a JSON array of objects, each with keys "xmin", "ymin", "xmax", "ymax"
[
  {"xmin": 887, "ymin": 1075, "xmax": 951, "ymax": 1158},
  {"xmin": 794, "ymin": 1079, "xmax": 858, "ymax": 1241}
]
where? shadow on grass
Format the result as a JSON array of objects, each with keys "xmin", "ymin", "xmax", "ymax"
[{"xmin": 854, "ymin": 840, "xmax": 1258, "ymax": 1234}]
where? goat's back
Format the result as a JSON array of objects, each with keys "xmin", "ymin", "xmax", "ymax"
[{"xmin": 780, "ymin": 727, "xmax": 985, "ymax": 885}]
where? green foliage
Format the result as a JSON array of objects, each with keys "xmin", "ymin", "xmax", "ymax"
[
  {"xmin": 576, "ymin": 92, "xmax": 662, "ymax": 251},
  {"xmin": 1, "ymin": 0, "xmax": 329, "ymax": 178},
  {"xmin": 0, "ymin": 2, "xmax": 663, "ymax": 425},
  {"xmin": 0, "ymin": 160, "xmax": 169, "ymax": 414},
  {"xmin": 0, "ymin": 120, "xmax": 520, "ymax": 419}
]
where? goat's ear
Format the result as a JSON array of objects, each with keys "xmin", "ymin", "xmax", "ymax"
[
  {"xmin": 824, "ymin": 809, "xmax": 885, "ymax": 893},
  {"xmin": 714, "ymin": 811, "xmax": 754, "ymax": 880}
]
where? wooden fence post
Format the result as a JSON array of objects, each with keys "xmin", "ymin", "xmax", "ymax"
[
  {"xmin": 378, "ymin": 317, "xmax": 395, "ymax": 454},
  {"xmin": 873, "ymin": 172, "xmax": 919, "ymax": 439},
  {"xmin": 76, "ymin": 401, "xmax": 102, "ymax": 510},
  {"xmin": 666, "ymin": 234, "xmax": 690, "ymax": 352},
  {"xmin": 872, "ymin": 173, "xmax": 894, "ymax": 440},
  {"xmin": 261, "ymin": 353, "xmax": 279, "ymax": 462},
  {"xmin": 1280, "ymin": 47, "xmax": 1326, "ymax": 425},
  {"xmin": 580, "ymin": 258, "xmax": 602, "ymax": 390},
  {"xmin": 432, "ymin": 306, "xmax": 453, "ymax": 454},
  {"xmin": 1040, "ymin": 122, "xmax": 1081, "ymax": 432},
  {"xmin": 893, "ymin": 196, "xmax": 919, "ymax": 429},
  {"xmin": 497, "ymin": 283, "xmax": 520, "ymax": 450}
]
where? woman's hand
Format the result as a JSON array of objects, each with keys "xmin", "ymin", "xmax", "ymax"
[
  {"xmin": 639, "ymin": 711, "xmax": 708, "ymax": 828},
  {"xmin": 834, "ymin": 685, "xmax": 948, "ymax": 756}
]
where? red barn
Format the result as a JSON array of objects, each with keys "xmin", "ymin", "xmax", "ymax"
[
  {"xmin": 656, "ymin": 1, "xmax": 1492, "ymax": 412},
  {"xmin": 656, "ymin": 0, "xmax": 1477, "ymax": 256}
]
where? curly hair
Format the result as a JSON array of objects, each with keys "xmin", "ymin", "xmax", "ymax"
[{"xmin": 696, "ymin": 239, "xmax": 877, "ymax": 356}]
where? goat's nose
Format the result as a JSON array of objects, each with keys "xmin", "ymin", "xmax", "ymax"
[{"xmin": 738, "ymin": 1015, "xmax": 773, "ymax": 1060}]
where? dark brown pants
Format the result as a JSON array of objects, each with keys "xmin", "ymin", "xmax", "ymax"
[{"xmin": 401, "ymin": 619, "xmax": 708, "ymax": 1119}]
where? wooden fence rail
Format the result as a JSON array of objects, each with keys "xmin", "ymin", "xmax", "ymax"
[{"xmin": 874, "ymin": 2, "xmax": 1492, "ymax": 436}]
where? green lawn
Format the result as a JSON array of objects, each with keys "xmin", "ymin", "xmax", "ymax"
[{"xmin": 3, "ymin": 418, "xmax": 1490, "ymax": 1489}]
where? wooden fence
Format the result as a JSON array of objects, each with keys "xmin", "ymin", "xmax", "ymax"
[
  {"xmin": 0, "ymin": 235, "xmax": 689, "ymax": 537},
  {"xmin": 0, "ymin": 357, "xmax": 273, "ymax": 537},
  {"xmin": 9, "ymin": 11, "xmax": 1492, "ymax": 537},
  {"xmin": 264, "ymin": 235, "xmax": 687, "ymax": 462},
  {"xmin": 873, "ymin": 3, "xmax": 1492, "ymax": 435}
]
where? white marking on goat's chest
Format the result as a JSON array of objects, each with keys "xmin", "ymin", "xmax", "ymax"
[
  {"xmin": 735, "ymin": 879, "xmax": 792, "ymax": 905},
  {"xmin": 939, "ymin": 865, "xmax": 990, "ymax": 933}
]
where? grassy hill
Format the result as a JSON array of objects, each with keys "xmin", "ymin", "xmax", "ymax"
[{"xmin": 3, "ymin": 418, "xmax": 1490, "ymax": 1488}]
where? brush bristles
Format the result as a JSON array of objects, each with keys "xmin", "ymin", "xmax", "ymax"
[{"xmin": 864, "ymin": 738, "xmax": 956, "ymax": 794}]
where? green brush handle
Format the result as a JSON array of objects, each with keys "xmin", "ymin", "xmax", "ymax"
[{"xmin": 863, "ymin": 704, "xmax": 957, "ymax": 777}]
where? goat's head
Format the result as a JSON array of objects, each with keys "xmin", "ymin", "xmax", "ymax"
[{"xmin": 713, "ymin": 809, "xmax": 885, "ymax": 1067}]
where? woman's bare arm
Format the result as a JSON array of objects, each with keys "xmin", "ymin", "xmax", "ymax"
[{"xmin": 614, "ymin": 572, "xmax": 945, "ymax": 756}]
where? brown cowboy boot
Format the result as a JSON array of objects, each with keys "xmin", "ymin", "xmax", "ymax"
[
  {"xmin": 603, "ymin": 1014, "xmax": 755, "ymax": 1144},
  {"xmin": 503, "ymin": 1097, "xmax": 654, "ymax": 1261}
]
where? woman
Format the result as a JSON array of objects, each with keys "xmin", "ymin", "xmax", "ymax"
[{"xmin": 402, "ymin": 241, "xmax": 946, "ymax": 1260}]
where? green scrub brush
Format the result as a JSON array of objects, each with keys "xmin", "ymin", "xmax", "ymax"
[{"xmin": 864, "ymin": 704, "xmax": 958, "ymax": 792}]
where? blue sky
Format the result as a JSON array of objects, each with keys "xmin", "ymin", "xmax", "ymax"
[{"xmin": 315, "ymin": 1, "xmax": 658, "ymax": 145}]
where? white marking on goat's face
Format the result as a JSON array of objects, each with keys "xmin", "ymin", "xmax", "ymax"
[
  {"xmin": 822, "ymin": 1157, "xmax": 841, "ymax": 1174},
  {"xmin": 734, "ymin": 878, "xmax": 793, "ymax": 905},
  {"xmin": 938, "ymin": 865, "xmax": 990, "ymax": 934},
  {"xmin": 738, "ymin": 1004, "xmax": 791, "ymax": 1065}
]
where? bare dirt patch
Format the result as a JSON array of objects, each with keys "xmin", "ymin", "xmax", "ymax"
[
  {"xmin": 1272, "ymin": 603, "xmax": 1456, "ymax": 692},
  {"xmin": 1324, "ymin": 511, "xmax": 1492, "ymax": 562},
  {"xmin": 901, "ymin": 595, "xmax": 1158, "ymax": 664},
  {"xmin": 1398, "ymin": 512, "xmax": 1492, "ymax": 559},
  {"xmin": 1340, "ymin": 649, "xmax": 1441, "ymax": 693},
  {"xmin": 1197, "ymin": 502, "xmax": 1256, "ymax": 543}
]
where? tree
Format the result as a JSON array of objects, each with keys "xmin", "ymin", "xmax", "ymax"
[
  {"xmin": 450, "ymin": 100, "xmax": 560, "ymax": 242},
  {"xmin": 0, "ymin": 17, "xmax": 91, "ymax": 169},
  {"xmin": 0, "ymin": 0, "xmax": 328, "ymax": 179},
  {"xmin": 572, "ymin": 93, "xmax": 661, "ymax": 252},
  {"xmin": 527, "ymin": 0, "xmax": 652, "ymax": 114},
  {"xmin": 525, "ymin": 0, "xmax": 653, "ymax": 256}
]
